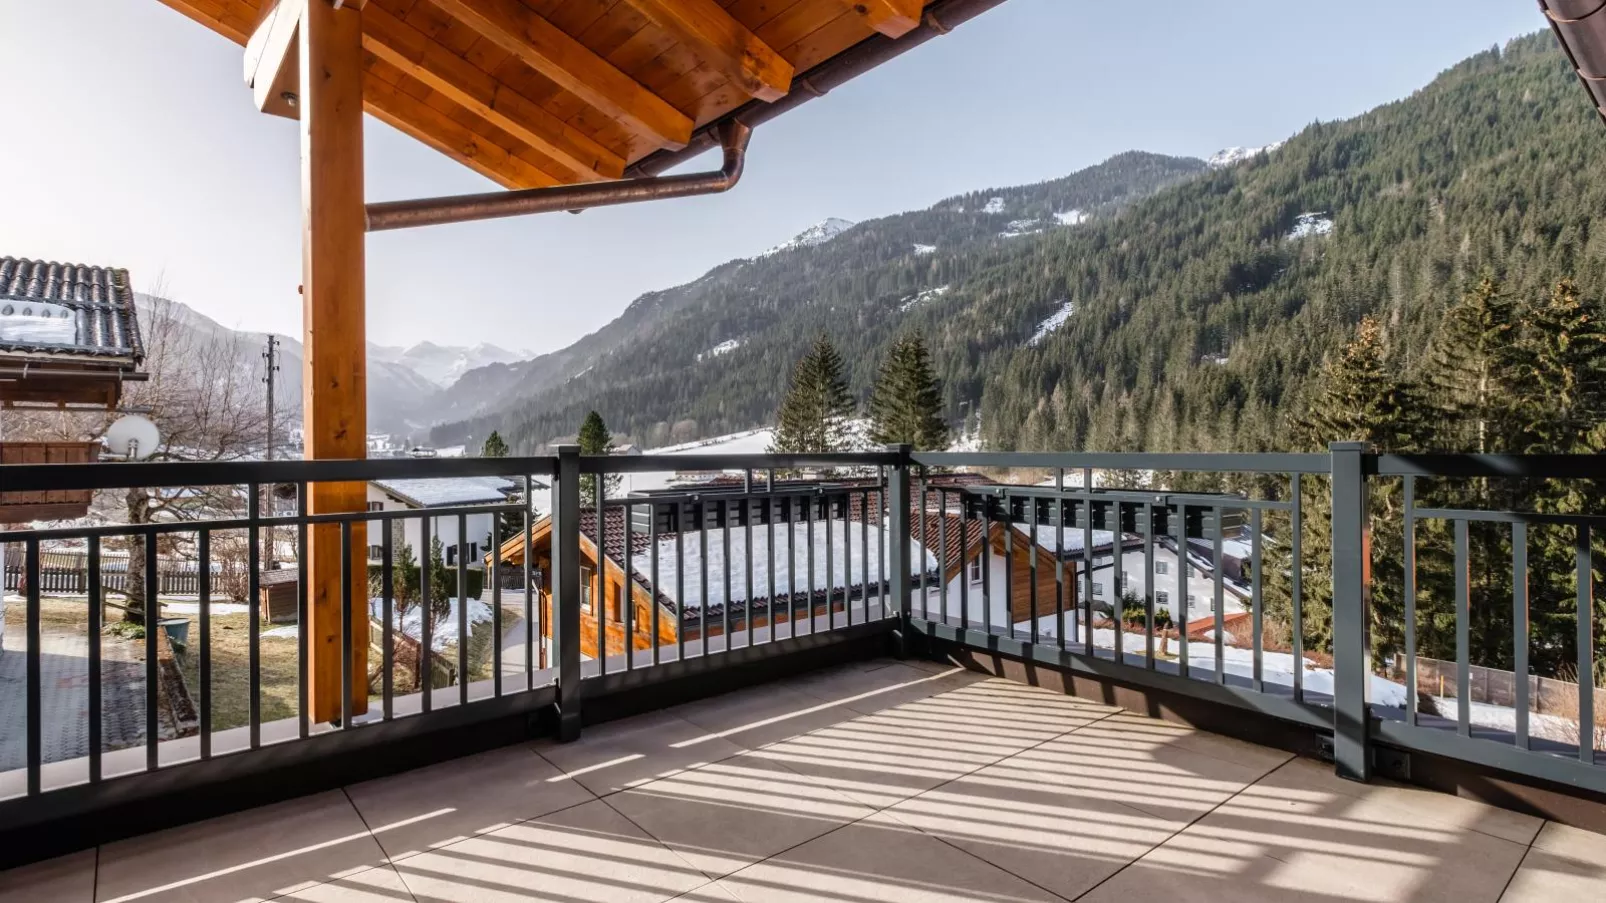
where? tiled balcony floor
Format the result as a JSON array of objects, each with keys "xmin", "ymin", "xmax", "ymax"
[{"xmin": 3, "ymin": 658, "xmax": 1605, "ymax": 902}]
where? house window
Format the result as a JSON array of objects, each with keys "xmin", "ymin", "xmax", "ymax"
[
  {"xmin": 468, "ymin": 542, "xmax": 478, "ymax": 562},
  {"xmin": 1092, "ymin": 583, "xmax": 1104, "ymax": 597},
  {"xmin": 1187, "ymin": 593, "xmax": 1198, "ymax": 606},
  {"xmin": 1122, "ymin": 571, "xmax": 1131, "ymax": 584},
  {"xmin": 1156, "ymin": 590, "xmax": 1169, "ymax": 606},
  {"xmin": 367, "ymin": 501, "xmax": 383, "ymax": 512},
  {"xmin": 367, "ymin": 545, "xmax": 383, "ymax": 560},
  {"xmin": 581, "ymin": 566, "xmax": 594, "ymax": 613},
  {"xmin": 1155, "ymin": 561, "xmax": 1169, "ymax": 575},
  {"xmin": 446, "ymin": 546, "xmax": 458, "ymax": 566},
  {"xmin": 967, "ymin": 558, "xmax": 982, "ymax": 584}
]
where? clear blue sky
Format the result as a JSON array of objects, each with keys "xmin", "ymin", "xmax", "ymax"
[{"xmin": 0, "ymin": 1, "xmax": 1543, "ymax": 353}]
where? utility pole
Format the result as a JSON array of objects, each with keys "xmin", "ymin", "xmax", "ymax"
[{"xmin": 263, "ymin": 335, "xmax": 280, "ymax": 567}]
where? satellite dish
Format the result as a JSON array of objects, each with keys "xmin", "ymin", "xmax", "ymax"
[{"xmin": 103, "ymin": 415, "xmax": 161, "ymax": 460}]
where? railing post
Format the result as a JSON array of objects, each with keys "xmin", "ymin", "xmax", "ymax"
[
  {"xmin": 551, "ymin": 445, "xmax": 583, "ymax": 742},
  {"xmin": 886, "ymin": 444, "xmax": 914, "ymax": 658},
  {"xmin": 1330, "ymin": 441, "xmax": 1372, "ymax": 781}
]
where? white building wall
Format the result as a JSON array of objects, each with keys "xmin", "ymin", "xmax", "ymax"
[{"xmin": 365, "ymin": 485, "xmax": 496, "ymax": 569}]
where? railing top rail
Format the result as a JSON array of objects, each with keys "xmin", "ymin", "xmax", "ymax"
[
  {"xmin": 913, "ymin": 451, "xmax": 1331, "ymax": 474},
  {"xmin": 1372, "ymin": 453, "xmax": 1606, "ymax": 479},
  {"xmin": 578, "ymin": 451, "xmax": 900, "ymax": 474},
  {"xmin": 0, "ymin": 500, "xmax": 528, "ymax": 541},
  {"xmin": 0, "ymin": 455, "xmax": 557, "ymax": 492}
]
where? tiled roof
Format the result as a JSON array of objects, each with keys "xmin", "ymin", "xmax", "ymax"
[{"xmin": 0, "ymin": 257, "xmax": 144, "ymax": 361}]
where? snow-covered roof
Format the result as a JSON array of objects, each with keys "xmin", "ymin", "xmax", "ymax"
[
  {"xmin": 372, "ymin": 476, "xmax": 516, "ymax": 508},
  {"xmin": 0, "ymin": 257, "xmax": 143, "ymax": 363},
  {"xmin": 629, "ymin": 517, "xmax": 937, "ymax": 618}
]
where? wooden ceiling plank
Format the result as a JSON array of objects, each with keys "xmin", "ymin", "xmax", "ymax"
[
  {"xmin": 617, "ymin": 0, "xmax": 792, "ymax": 102},
  {"xmin": 364, "ymin": 4, "xmax": 625, "ymax": 180},
  {"xmin": 430, "ymin": 0, "xmax": 693, "ymax": 150},
  {"xmin": 365, "ymin": 74, "xmax": 560, "ymax": 189},
  {"xmin": 838, "ymin": 0, "xmax": 923, "ymax": 38},
  {"xmin": 155, "ymin": 0, "xmax": 258, "ymax": 44}
]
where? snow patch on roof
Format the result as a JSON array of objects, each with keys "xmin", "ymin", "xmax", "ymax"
[
  {"xmin": 697, "ymin": 339, "xmax": 741, "ymax": 361},
  {"xmin": 372, "ymin": 475, "xmax": 512, "ymax": 506},
  {"xmin": 899, "ymin": 285, "xmax": 949, "ymax": 312},
  {"xmin": 1027, "ymin": 301, "xmax": 1076, "ymax": 347},
  {"xmin": 0, "ymin": 300, "xmax": 77, "ymax": 345}
]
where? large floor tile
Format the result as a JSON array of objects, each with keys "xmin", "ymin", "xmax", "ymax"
[
  {"xmin": 1082, "ymin": 760, "xmax": 1531, "ymax": 903},
  {"xmin": 535, "ymin": 710, "xmax": 746, "ymax": 798},
  {"xmin": 790, "ymin": 661, "xmax": 983, "ymax": 715},
  {"xmin": 713, "ymin": 811, "xmax": 1063, "ymax": 902},
  {"xmin": 886, "ymin": 680, "xmax": 1120, "ymax": 742},
  {"xmin": 0, "ymin": 848, "xmax": 96, "ymax": 903},
  {"xmin": 391, "ymin": 799, "xmax": 707, "ymax": 902},
  {"xmin": 95, "ymin": 791, "xmax": 389, "ymax": 903},
  {"xmin": 346, "ymin": 745, "xmax": 596, "ymax": 862},
  {"xmin": 1502, "ymin": 822, "xmax": 1606, "ymax": 901},
  {"xmin": 604, "ymin": 752, "xmax": 874, "ymax": 879},
  {"xmin": 665, "ymin": 684, "xmax": 861, "ymax": 751},
  {"xmin": 273, "ymin": 865, "xmax": 416, "ymax": 901},
  {"xmin": 885, "ymin": 753, "xmax": 1182, "ymax": 900}
]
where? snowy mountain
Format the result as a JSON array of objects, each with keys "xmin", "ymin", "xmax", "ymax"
[
  {"xmin": 1206, "ymin": 141, "xmax": 1287, "ymax": 169},
  {"xmin": 759, "ymin": 217, "xmax": 855, "ymax": 256},
  {"xmin": 370, "ymin": 341, "xmax": 530, "ymax": 388}
]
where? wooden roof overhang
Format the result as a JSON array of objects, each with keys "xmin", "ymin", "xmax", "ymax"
[{"xmin": 158, "ymin": 0, "xmax": 1006, "ymax": 196}]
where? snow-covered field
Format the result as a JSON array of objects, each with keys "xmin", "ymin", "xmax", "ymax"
[
  {"xmin": 260, "ymin": 596, "xmax": 493, "ymax": 651},
  {"xmin": 1027, "ymin": 301, "xmax": 1076, "ymax": 346},
  {"xmin": 899, "ymin": 285, "xmax": 949, "ymax": 312}
]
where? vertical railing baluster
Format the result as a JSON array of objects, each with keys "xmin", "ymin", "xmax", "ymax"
[
  {"xmin": 456, "ymin": 512, "xmax": 469, "ymax": 701},
  {"xmin": 596, "ymin": 478, "xmax": 608, "ymax": 675},
  {"xmin": 1577, "ymin": 523, "xmax": 1595, "ymax": 765},
  {"xmin": 980, "ymin": 493, "xmax": 992, "ymax": 636},
  {"xmin": 524, "ymin": 473, "xmax": 535, "ymax": 681},
  {"xmin": 675, "ymin": 521, "xmax": 686, "ymax": 661},
  {"xmin": 1291, "ymin": 474, "xmax": 1304, "ymax": 703},
  {"xmin": 877, "ymin": 472, "xmax": 886, "ymax": 619},
  {"xmin": 25, "ymin": 538, "xmax": 41, "ymax": 795},
  {"xmin": 625, "ymin": 499, "xmax": 635, "ymax": 669},
  {"xmin": 826, "ymin": 497, "xmax": 836, "ymax": 632},
  {"xmin": 1002, "ymin": 493, "xmax": 1014, "ymax": 637},
  {"xmin": 88, "ymin": 537, "xmax": 103, "ymax": 781},
  {"xmin": 959, "ymin": 492, "xmax": 970, "ymax": 630},
  {"xmin": 198, "ymin": 531, "xmax": 212, "ymax": 759},
  {"xmin": 788, "ymin": 495, "xmax": 797, "ymax": 640},
  {"xmin": 297, "ymin": 483, "xmax": 309, "ymax": 738},
  {"xmin": 420, "ymin": 517, "xmax": 433, "ymax": 714},
  {"xmin": 651, "ymin": 501, "xmax": 661, "ymax": 665},
  {"xmin": 1028, "ymin": 497, "xmax": 1038, "ymax": 645},
  {"xmin": 1514, "ymin": 521, "xmax": 1529, "ymax": 751},
  {"xmin": 492, "ymin": 504, "xmax": 502, "ymax": 696},
  {"xmin": 248, "ymin": 485, "xmax": 261, "ymax": 748},
  {"xmin": 1143, "ymin": 502, "xmax": 1155, "ymax": 669},
  {"xmin": 1176, "ymin": 505, "xmax": 1189, "ymax": 680},
  {"xmin": 1455, "ymin": 519, "xmax": 1471, "ymax": 737},
  {"xmin": 807, "ymin": 493, "xmax": 817, "ymax": 636},
  {"xmin": 1082, "ymin": 471, "xmax": 1094, "ymax": 655},
  {"xmin": 381, "ymin": 519, "xmax": 394, "ymax": 720},
  {"xmin": 939, "ymin": 488, "xmax": 950, "ymax": 626},
  {"xmin": 1213, "ymin": 505, "xmax": 1225, "ymax": 684},
  {"xmin": 699, "ymin": 498, "xmax": 709, "ymax": 653},
  {"xmin": 1404, "ymin": 476, "xmax": 1417, "ymax": 727},
  {"xmin": 842, "ymin": 494, "xmax": 854, "ymax": 628},
  {"xmin": 766, "ymin": 470, "xmax": 776, "ymax": 634},
  {"xmin": 1329, "ymin": 442, "xmax": 1372, "ymax": 782},
  {"xmin": 340, "ymin": 520, "xmax": 354, "ymax": 729},
  {"xmin": 887, "ymin": 445, "xmax": 913, "ymax": 646},
  {"xmin": 1056, "ymin": 470, "xmax": 1066, "ymax": 649},
  {"xmin": 746, "ymin": 478, "xmax": 755, "ymax": 648},
  {"xmin": 1251, "ymin": 508, "xmax": 1263, "ymax": 692},
  {"xmin": 918, "ymin": 466, "xmax": 929, "ymax": 620},
  {"xmin": 144, "ymin": 528, "xmax": 158, "ymax": 771},
  {"xmin": 722, "ymin": 498, "xmax": 732, "ymax": 651},
  {"xmin": 1111, "ymin": 501, "xmax": 1122, "ymax": 661},
  {"xmin": 552, "ymin": 446, "xmax": 582, "ymax": 740},
  {"xmin": 860, "ymin": 489, "xmax": 869, "ymax": 627}
]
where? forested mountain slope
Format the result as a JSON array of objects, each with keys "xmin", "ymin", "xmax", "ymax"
[
  {"xmin": 436, "ymin": 33, "xmax": 1606, "ymax": 455},
  {"xmin": 429, "ymin": 152, "xmax": 1207, "ymax": 448}
]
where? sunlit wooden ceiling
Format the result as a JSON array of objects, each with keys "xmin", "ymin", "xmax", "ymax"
[{"xmin": 155, "ymin": 0, "xmax": 943, "ymax": 189}]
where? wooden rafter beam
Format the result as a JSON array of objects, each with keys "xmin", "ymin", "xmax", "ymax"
[
  {"xmin": 364, "ymin": 75, "xmax": 564, "ymax": 189},
  {"xmin": 618, "ymin": 0, "xmax": 792, "ymax": 103},
  {"xmin": 429, "ymin": 0, "xmax": 693, "ymax": 151},
  {"xmin": 243, "ymin": 0, "xmax": 302, "ymax": 119},
  {"xmin": 362, "ymin": 6, "xmax": 624, "ymax": 181},
  {"xmin": 838, "ymin": 0, "xmax": 924, "ymax": 38},
  {"xmin": 155, "ymin": 0, "xmax": 257, "ymax": 44}
]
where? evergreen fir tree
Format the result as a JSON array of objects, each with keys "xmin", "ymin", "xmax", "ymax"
[
  {"xmin": 868, "ymin": 333, "xmax": 949, "ymax": 450},
  {"xmin": 481, "ymin": 430, "xmax": 510, "ymax": 458},
  {"xmin": 770, "ymin": 335, "xmax": 855, "ymax": 454},
  {"xmin": 1521, "ymin": 279, "xmax": 1606, "ymax": 451},
  {"xmin": 577, "ymin": 410, "xmax": 620, "ymax": 501},
  {"xmin": 1424, "ymin": 275, "xmax": 1522, "ymax": 454}
]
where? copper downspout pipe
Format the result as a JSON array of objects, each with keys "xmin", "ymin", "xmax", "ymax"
[
  {"xmin": 1542, "ymin": 0, "xmax": 1606, "ymax": 125},
  {"xmin": 365, "ymin": 120, "xmax": 752, "ymax": 232}
]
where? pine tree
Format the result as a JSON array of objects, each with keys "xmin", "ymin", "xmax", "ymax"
[
  {"xmin": 1424, "ymin": 276, "xmax": 1522, "ymax": 454},
  {"xmin": 868, "ymin": 334, "xmax": 948, "ymax": 450},
  {"xmin": 1521, "ymin": 279, "xmax": 1606, "ymax": 452},
  {"xmin": 770, "ymin": 335, "xmax": 855, "ymax": 454},
  {"xmin": 577, "ymin": 410, "xmax": 619, "ymax": 501},
  {"xmin": 481, "ymin": 430, "xmax": 510, "ymax": 458}
]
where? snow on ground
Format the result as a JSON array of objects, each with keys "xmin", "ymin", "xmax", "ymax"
[
  {"xmin": 1207, "ymin": 140, "xmax": 1286, "ymax": 168},
  {"xmin": 632, "ymin": 519, "xmax": 938, "ymax": 613},
  {"xmin": 982, "ymin": 197, "xmax": 1006, "ymax": 214},
  {"xmin": 999, "ymin": 218, "xmax": 1042, "ymax": 239},
  {"xmin": 1027, "ymin": 301, "xmax": 1076, "ymax": 347},
  {"xmin": 1287, "ymin": 212, "xmax": 1334, "ymax": 240},
  {"xmin": 899, "ymin": 285, "xmax": 949, "ymax": 312},
  {"xmin": 912, "ymin": 243, "xmax": 937, "ymax": 255},
  {"xmin": 696, "ymin": 339, "xmax": 742, "ymax": 361},
  {"xmin": 760, "ymin": 218, "xmax": 855, "ymax": 256},
  {"xmin": 1054, "ymin": 209, "xmax": 1088, "ymax": 227}
]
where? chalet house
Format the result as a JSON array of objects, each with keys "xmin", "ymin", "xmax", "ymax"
[
  {"xmin": 491, "ymin": 497, "xmax": 938, "ymax": 661},
  {"xmin": 367, "ymin": 476, "xmax": 525, "ymax": 570}
]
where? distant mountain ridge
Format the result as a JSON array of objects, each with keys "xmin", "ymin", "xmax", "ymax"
[{"xmin": 370, "ymin": 341, "xmax": 530, "ymax": 388}]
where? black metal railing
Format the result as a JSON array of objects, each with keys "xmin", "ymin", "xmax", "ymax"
[{"xmin": 3, "ymin": 441, "xmax": 1606, "ymax": 848}]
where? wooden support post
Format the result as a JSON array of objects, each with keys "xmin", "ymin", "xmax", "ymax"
[{"xmin": 300, "ymin": 0, "xmax": 368, "ymax": 724}]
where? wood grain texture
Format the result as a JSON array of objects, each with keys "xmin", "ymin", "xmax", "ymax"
[{"xmin": 619, "ymin": 0, "xmax": 793, "ymax": 102}]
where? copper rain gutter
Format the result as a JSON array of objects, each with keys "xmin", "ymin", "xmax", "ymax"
[
  {"xmin": 365, "ymin": 120, "xmax": 752, "ymax": 232},
  {"xmin": 1542, "ymin": 0, "xmax": 1606, "ymax": 124}
]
